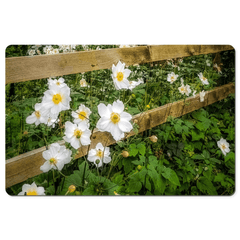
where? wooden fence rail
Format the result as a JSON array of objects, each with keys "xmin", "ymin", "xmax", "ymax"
[
  {"xmin": 6, "ymin": 82, "xmax": 235, "ymax": 188},
  {"xmin": 6, "ymin": 45, "xmax": 233, "ymax": 84}
]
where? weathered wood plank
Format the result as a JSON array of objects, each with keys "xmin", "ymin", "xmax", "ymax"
[
  {"xmin": 5, "ymin": 82, "xmax": 235, "ymax": 188},
  {"xmin": 149, "ymin": 45, "xmax": 234, "ymax": 62},
  {"xmin": 6, "ymin": 45, "xmax": 234, "ymax": 84}
]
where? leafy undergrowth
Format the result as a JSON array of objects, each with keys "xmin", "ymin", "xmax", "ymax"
[
  {"xmin": 7, "ymin": 94, "xmax": 235, "ymax": 196},
  {"xmin": 5, "ymin": 47, "xmax": 235, "ymax": 160}
]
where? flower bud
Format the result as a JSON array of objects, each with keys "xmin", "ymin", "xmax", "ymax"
[
  {"xmin": 95, "ymin": 159, "xmax": 100, "ymax": 164},
  {"xmin": 132, "ymin": 94, "xmax": 136, "ymax": 98},
  {"xmin": 23, "ymin": 131, "xmax": 28, "ymax": 135},
  {"xmin": 204, "ymin": 167, "xmax": 208, "ymax": 171},
  {"xmin": 133, "ymin": 119, "xmax": 138, "ymax": 124},
  {"xmin": 149, "ymin": 135, "xmax": 158, "ymax": 143},
  {"xmin": 68, "ymin": 185, "xmax": 76, "ymax": 193},
  {"xmin": 137, "ymin": 165, "xmax": 142, "ymax": 171},
  {"xmin": 121, "ymin": 151, "xmax": 129, "ymax": 158}
]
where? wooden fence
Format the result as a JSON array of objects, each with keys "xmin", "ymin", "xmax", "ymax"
[{"xmin": 5, "ymin": 45, "xmax": 235, "ymax": 188}]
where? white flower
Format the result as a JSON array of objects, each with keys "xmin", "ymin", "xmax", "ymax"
[
  {"xmin": 206, "ymin": 60, "xmax": 211, "ymax": 66},
  {"xmin": 192, "ymin": 60, "xmax": 196, "ymax": 64},
  {"xmin": 178, "ymin": 84, "xmax": 186, "ymax": 95},
  {"xmin": 198, "ymin": 72, "xmax": 209, "ymax": 85},
  {"xmin": 52, "ymin": 49, "xmax": 59, "ymax": 54},
  {"xmin": 28, "ymin": 49, "xmax": 36, "ymax": 56},
  {"xmin": 199, "ymin": 90, "xmax": 205, "ymax": 102},
  {"xmin": 96, "ymin": 100, "xmax": 133, "ymax": 141},
  {"xmin": 48, "ymin": 77, "xmax": 67, "ymax": 88},
  {"xmin": 167, "ymin": 72, "xmax": 178, "ymax": 84},
  {"xmin": 18, "ymin": 182, "xmax": 45, "ymax": 196},
  {"xmin": 180, "ymin": 78, "xmax": 184, "ymax": 85},
  {"xmin": 80, "ymin": 79, "xmax": 88, "ymax": 87},
  {"xmin": 193, "ymin": 90, "xmax": 197, "ymax": 97},
  {"xmin": 128, "ymin": 78, "xmax": 144, "ymax": 91},
  {"xmin": 119, "ymin": 44, "xmax": 131, "ymax": 48},
  {"xmin": 26, "ymin": 103, "xmax": 48, "ymax": 126},
  {"xmin": 71, "ymin": 104, "xmax": 91, "ymax": 124},
  {"xmin": 63, "ymin": 121, "xmax": 91, "ymax": 149},
  {"xmin": 111, "ymin": 61, "xmax": 131, "ymax": 90},
  {"xmin": 217, "ymin": 138, "xmax": 230, "ymax": 156},
  {"xmin": 87, "ymin": 143, "xmax": 111, "ymax": 167},
  {"xmin": 40, "ymin": 143, "xmax": 72, "ymax": 172},
  {"xmin": 47, "ymin": 115, "xmax": 59, "ymax": 128},
  {"xmin": 41, "ymin": 84, "xmax": 71, "ymax": 117},
  {"xmin": 185, "ymin": 84, "xmax": 192, "ymax": 96}
]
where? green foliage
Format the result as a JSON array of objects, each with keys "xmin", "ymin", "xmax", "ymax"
[{"xmin": 5, "ymin": 46, "xmax": 235, "ymax": 196}]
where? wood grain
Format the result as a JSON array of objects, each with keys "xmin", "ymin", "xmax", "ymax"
[
  {"xmin": 5, "ymin": 82, "xmax": 235, "ymax": 188},
  {"xmin": 6, "ymin": 45, "xmax": 234, "ymax": 84}
]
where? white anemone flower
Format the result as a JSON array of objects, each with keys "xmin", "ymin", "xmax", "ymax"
[
  {"xmin": 26, "ymin": 103, "xmax": 48, "ymax": 126},
  {"xmin": 217, "ymin": 138, "xmax": 230, "ymax": 156},
  {"xmin": 41, "ymin": 84, "xmax": 71, "ymax": 117},
  {"xmin": 178, "ymin": 84, "xmax": 186, "ymax": 95},
  {"xmin": 119, "ymin": 44, "xmax": 131, "ymax": 48},
  {"xmin": 52, "ymin": 49, "xmax": 59, "ymax": 54},
  {"xmin": 87, "ymin": 143, "xmax": 111, "ymax": 167},
  {"xmin": 96, "ymin": 100, "xmax": 133, "ymax": 141},
  {"xmin": 185, "ymin": 84, "xmax": 192, "ymax": 96},
  {"xmin": 198, "ymin": 73, "xmax": 209, "ymax": 85},
  {"xmin": 63, "ymin": 121, "xmax": 91, "ymax": 149},
  {"xmin": 111, "ymin": 61, "xmax": 131, "ymax": 90},
  {"xmin": 167, "ymin": 72, "xmax": 178, "ymax": 84},
  {"xmin": 48, "ymin": 77, "xmax": 67, "ymax": 88},
  {"xmin": 71, "ymin": 104, "xmax": 91, "ymax": 124},
  {"xmin": 128, "ymin": 78, "xmax": 144, "ymax": 91},
  {"xmin": 18, "ymin": 182, "xmax": 45, "ymax": 196},
  {"xmin": 199, "ymin": 90, "xmax": 206, "ymax": 102},
  {"xmin": 40, "ymin": 143, "xmax": 72, "ymax": 173},
  {"xmin": 80, "ymin": 79, "xmax": 88, "ymax": 87},
  {"xmin": 47, "ymin": 115, "xmax": 59, "ymax": 128}
]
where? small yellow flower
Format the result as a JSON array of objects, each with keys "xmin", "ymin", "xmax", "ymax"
[{"xmin": 146, "ymin": 105, "xmax": 150, "ymax": 108}]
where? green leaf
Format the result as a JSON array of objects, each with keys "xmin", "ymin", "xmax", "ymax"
[
  {"xmin": 137, "ymin": 143, "xmax": 146, "ymax": 156},
  {"xmin": 132, "ymin": 155, "xmax": 145, "ymax": 165},
  {"xmin": 129, "ymin": 144, "xmax": 138, "ymax": 157},
  {"xmin": 148, "ymin": 155, "xmax": 158, "ymax": 168},
  {"xmin": 197, "ymin": 177, "xmax": 217, "ymax": 195},
  {"xmin": 191, "ymin": 130, "xmax": 204, "ymax": 141},
  {"xmin": 46, "ymin": 185, "xmax": 55, "ymax": 195},
  {"xmin": 127, "ymin": 180, "xmax": 142, "ymax": 192},
  {"xmin": 147, "ymin": 165, "xmax": 165, "ymax": 194},
  {"xmin": 82, "ymin": 185, "xmax": 97, "ymax": 195},
  {"xmin": 224, "ymin": 152, "xmax": 235, "ymax": 162},
  {"xmin": 161, "ymin": 168, "xmax": 180, "ymax": 186},
  {"xmin": 174, "ymin": 124, "xmax": 182, "ymax": 134}
]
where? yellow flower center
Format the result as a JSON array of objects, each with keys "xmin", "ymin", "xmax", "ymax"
[
  {"xmin": 202, "ymin": 77, "xmax": 206, "ymax": 81},
  {"xmin": 49, "ymin": 158, "xmax": 57, "ymax": 165},
  {"xmin": 78, "ymin": 111, "xmax": 87, "ymax": 120},
  {"xmin": 110, "ymin": 112, "xmax": 120, "ymax": 124},
  {"xmin": 222, "ymin": 144, "xmax": 226, "ymax": 150},
  {"xmin": 56, "ymin": 82, "xmax": 61, "ymax": 85},
  {"xmin": 27, "ymin": 190, "xmax": 38, "ymax": 195},
  {"xmin": 35, "ymin": 111, "xmax": 41, "ymax": 118},
  {"xmin": 171, "ymin": 76, "xmax": 175, "ymax": 82},
  {"xmin": 52, "ymin": 94, "xmax": 62, "ymax": 104},
  {"xmin": 116, "ymin": 72, "xmax": 124, "ymax": 82},
  {"xmin": 96, "ymin": 150, "xmax": 104, "ymax": 158},
  {"xmin": 74, "ymin": 129, "xmax": 83, "ymax": 139}
]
